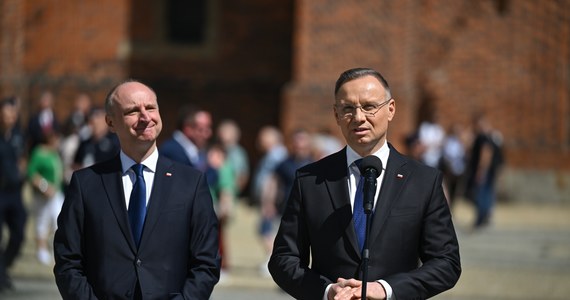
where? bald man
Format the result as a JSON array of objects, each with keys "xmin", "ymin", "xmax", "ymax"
[{"xmin": 54, "ymin": 80, "xmax": 220, "ymax": 299}]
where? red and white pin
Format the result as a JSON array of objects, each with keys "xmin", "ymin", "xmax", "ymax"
[
  {"xmin": 396, "ymin": 174, "xmax": 404, "ymax": 179},
  {"xmin": 166, "ymin": 172, "xmax": 172, "ymax": 177}
]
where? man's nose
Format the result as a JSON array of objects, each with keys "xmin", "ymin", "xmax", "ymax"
[
  {"xmin": 352, "ymin": 107, "xmax": 367, "ymax": 121},
  {"xmin": 139, "ymin": 109, "xmax": 150, "ymax": 121}
]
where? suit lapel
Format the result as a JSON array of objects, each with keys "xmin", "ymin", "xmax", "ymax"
[
  {"xmin": 369, "ymin": 146, "xmax": 409, "ymax": 243},
  {"xmin": 325, "ymin": 149, "xmax": 362, "ymax": 257},
  {"xmin": 100, "ymin": 156, "xmax": 137, "ymax": 252},
  {"xmin": 327, "ymin": 150, "xmax": 350, "ymax": 211},
  {"xmin": 138, "ymin": 156, "xmax": 174, "ymax": 250}
]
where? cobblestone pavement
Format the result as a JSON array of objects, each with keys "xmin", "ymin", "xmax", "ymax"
[{"xmin": 2, "ymin": 199, "xmax": 569, "ymax": 299}]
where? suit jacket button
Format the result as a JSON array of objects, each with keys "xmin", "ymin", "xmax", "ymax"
[{"xmin": 136, "ymin": 259, "xmax": 142, "ymax": 266}]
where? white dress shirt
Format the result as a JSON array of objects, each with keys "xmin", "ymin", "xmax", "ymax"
[{"xmin": 120, "ymin": 148, "xmax": 159, "ymax": 208}]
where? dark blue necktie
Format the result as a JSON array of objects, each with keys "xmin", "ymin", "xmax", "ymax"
[
  {"xmin": 353, "ymin": 159, "xmax": 366, "ymax": 252},
  {"xmin": 128, "ymin": 163, "xmax": 146, "ymax": 248}
]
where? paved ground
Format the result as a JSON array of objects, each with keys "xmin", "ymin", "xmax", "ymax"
[{"xmin": 2, "ymin": 198, "xmax": 570, "ymax": 299}]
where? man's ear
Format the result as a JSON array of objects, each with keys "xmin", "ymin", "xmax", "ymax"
[
  {"xmin": 387, "ymin": 98, "xmax": 396, "ymax": 122},
  {"xmin": 333, "ymin": 106, "xmax": 341, "ymax": 124},
  {"xmin": 105, "ymin": 115, "xmax": 115, "ymax": 133}
]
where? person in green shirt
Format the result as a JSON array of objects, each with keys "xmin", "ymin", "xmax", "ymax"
[{"xmin": 27, "ymin": 129, "xmax": 64, "ymax": 266}]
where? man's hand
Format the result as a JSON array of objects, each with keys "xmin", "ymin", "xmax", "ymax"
[
  {"xmin": 328, "ymin": 278, "xmax": 387, "ymax": 300},
  {"xmin": 351, "ymin": 280, "xmax": 387, "ymax": 300},
  {"xmin": 328, "ymin": 278, "xmax": 361, "ymax": 300}
]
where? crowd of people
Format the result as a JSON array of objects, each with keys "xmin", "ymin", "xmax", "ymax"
[
  {"xmin": 157, "ymin": 107, "xmax": 345, "ymax": 279},
  {"xmin": 404, "ymin": 110, "xmax": 505, "ymax": 228},
  {"xmin": 0, "ymin": 92, "xmax": 122, "ymax": 292}
]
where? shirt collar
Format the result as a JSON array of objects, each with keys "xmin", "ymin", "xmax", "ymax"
[
  {"xmin": 346, "ymin": 141, "xmax": 390, "ymax": 173},
  {"xmin": 120, "ymin": 147, "xmax": 159, "ymax": 175},
  {"xmin": 173, "ymin": 131, "xmax": 197, "ymax": 152},
  {"xmin": 173, "ymin": 130, "xmax": 199, "ymax": 162}
]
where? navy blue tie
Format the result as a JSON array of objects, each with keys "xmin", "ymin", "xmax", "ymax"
[
  {"xmin": 353, "ymin": 159, "xmax": 366, "ymax": 252},
  {"xmin": 128, "ymin": 164, "xmax": 146, "ymax": 248}
]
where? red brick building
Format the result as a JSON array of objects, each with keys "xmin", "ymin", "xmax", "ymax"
[{"xmin": 1, "ymin": 0, "xmax": 568, "ymax": 202}]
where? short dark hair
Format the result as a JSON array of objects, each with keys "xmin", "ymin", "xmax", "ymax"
[
  {"xmin": 334, "ymin": 68, "xmax": 391, "ymax": 98},
  {"xmin": 176, "ymin": 105, "xmax": 200, "ymax": 130},
  {"xmin": 0, "ymin": 96, "xmax": 18, "ymax": 108}
]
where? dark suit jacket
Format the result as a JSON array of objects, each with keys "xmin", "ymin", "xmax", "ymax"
[
  {"xmin": 268, "ymin": 145, "xmax": 461, "ymax": 300},
  {"xmin": 159, "ymin": 138, "xmax": 193, "ymax": 167},
  {"xmin": 54, "ymin": 155, "xmax": 220, "ymax": 300},
  {"xmin": 26, "ymin": 111, "xmax": 59, "ymax": 153}
]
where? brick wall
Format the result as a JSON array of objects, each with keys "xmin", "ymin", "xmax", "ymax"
[
  {"xmin": 283, "ymin": 0, "xmax": 569, "ymax": 201},
  {"xmin": 0, "ymin": 0, "xmax": 25, "ymax": 98},
  {"xmin": 1, "ymin": 0, "xmax": 568, "ymax": 201},
  {"xmin": 0, "ymin": 0, "xmax": 130, "ymax": 120}
]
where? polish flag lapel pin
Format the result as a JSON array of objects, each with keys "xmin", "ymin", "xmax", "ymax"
[
  {"xmin": 166, "ymin": 172, "xmax": 172, "ymax": 177},
  {"xmin": 396, "ymin": 173, "xmax": 404, "ymax": 179}
]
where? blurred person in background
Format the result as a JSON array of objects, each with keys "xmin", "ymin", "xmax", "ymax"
[
  {"xmin": 251, "ymin": 126, "xmax": 287, "ymax": 276},
  {"xmin": 257, "ymin": 128, "xmax": 316, "ymax": 276},
  {"xmin": 418, "ymin": 111, "xmax": 445, "ymax": 169},
  {"xmin": 160, "ymin": 106, "xmax": 220, "ymax": 197},
  {"xmin": 27, "ymin": 128, "xmax": 64, "ymax": 266},
  {"xmin": 217, "ymin": 119, "xmax": 250, "ymax": 195},
  {"xmin": 465, "ymin": 113, "xmax": 504, "ymax": 229},
  {"xmin": 62, "ymin": 93, "xmax": 92, "ymax": 141},
  {"xmin": 312, "ymin": 128, "xmax": 343, "ymax": 160},
  {"xmin": 273, "ymin": 128, "xmax": 314, "ymax": 216},
  {"xmin": 26, "ymin": 90, "xmax": 60, "ymax": 154},
  {"xmin": 160, "ymin": 106, "xmax": 213, "ymax": 172},
  {"xmin": 440, "ymin": 123, "xmax": 467, "ymax": 206},
  {"xmin": 207, "ymin": 143, "xmax": 236, "ymax": 278},
  {"xmin": 60, "ymin": 93, "xmax": 92, "ymax": 187},
  {"xmin": 72, "ymin": 107, "xmax": 120, "ymax": 170},
  {"xmin": 403, "ymin": 131, "xmax": 426, "ymax": 162},
  {"xmin": 0, "ymin": 97, "xmax": 27, "ymax": 292}
]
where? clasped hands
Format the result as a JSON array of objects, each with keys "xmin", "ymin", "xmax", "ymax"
[{"xmin": 328, "ymin": 277, "xmax": 386, "ymax": 300}]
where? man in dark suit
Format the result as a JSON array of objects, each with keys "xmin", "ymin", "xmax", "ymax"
[
  {"xmin": 268, "ymin": 68, "xmax": 461, "ymax": 300},
  {"xmin": 54, "ymin": 80, "xmax": 220, "ymax": 299},
  {"xmin": 0, "ymin": 97, "xmax": 27, "ymax": 292},
  {"xmin": 159, "ymin": 106, "xmax": 213, "ymax": 171},
  {"xmin": 26, "ymin": 90, "xmax": 60, "ymax": 154}
]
